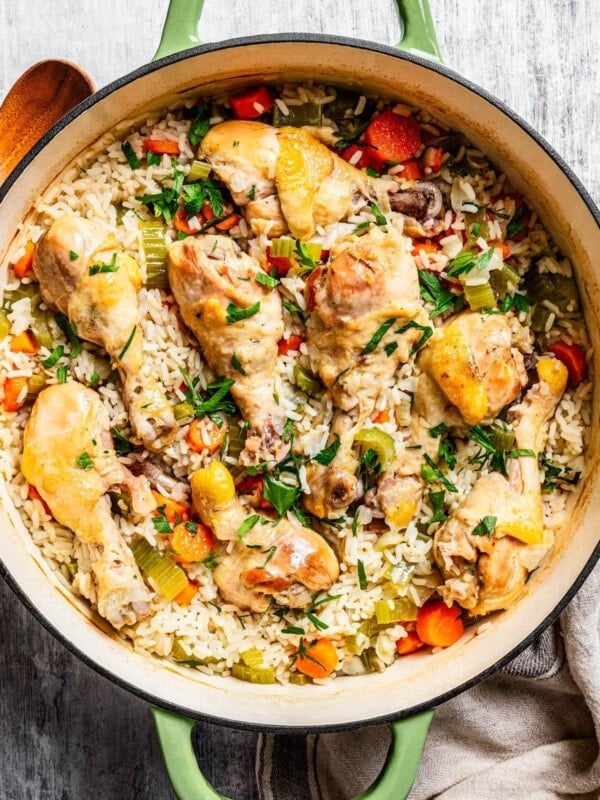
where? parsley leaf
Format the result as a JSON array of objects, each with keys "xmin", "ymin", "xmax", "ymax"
[
  {"xmin": 118, "ymin": 326, "xmax": 137, "ymax": 360},
  {"xmin": 262, "ymin": 474, "xmax": 300, "ymax": 517},
  {"xmin": 89, "ymin": 252, "xmax": 119, "ymax": 276},
  {"xmin": 122, "ymin": 141, "xmax": 141, "ymax": 170},
  {"xmin": 75, "ymin": 452, "xmax": 94, "ymax": 470},
  {"xmin": 152, "ymin": 516, "xmax": 172, "ymax": 534},
  {"xmin": 69, "ymin": 250, "xmax": 79, "ymax": 262},
  {"xmin": 136, "ymin": 164, "xmax": 185, "ymax": 222},
  {"xmin": 111, "ymin": 427, "xmax": 133, "ymax": 456},
  {"xmin": 230, "ymin": 353, "xmax": 246, "ymax": 376},
  {"xmin": 312, "ymin": 435, "xmax": 341, "ymax": 466},
  {"xmin": 56, "ymin": 364, "xmax": 68, "ymax": 383},
  {"xmin": 182, "ymin": 178, "xmax": 224, "ymax": 217},
  {"xmin": 188, "ymin": 103, "xmax": 211, "ymax": 147},
  {"xmin": 472, "ymin": 516, "xmax": 497, "ymax": 537},
  {"xmin": 55, "ymin": 312, "xmax": 82, "ymax": 358},
  {"xmin": 294, "ymin": 240, "xmax": 318, "ymax": 273},
  {"xmin": 428, "ymin": 490, "xmax": 447, "ymax": 524},
  {"xmin": 369, "ymin": 202, "xmax": 387, "ymax": 225},
  {"xmin": 282, "ymin": 625, "xmax": 305, "ymax": 635},
  {"xmin": 237, "ymin": 514, "xmax": 260, "ymax": 540},
  {"xmin": 420, "ymin": 453, "xmax": 458, "ymax": 492},
  {"xmin": 255, "ymin": 270, "xmax": 280, "ymax": 288},
  {"xmin": 506, "ymin": 204, "xmax": 527, "ymax": 238},
  {"xmin": 332, "ymin": 119, "xmax": 370, "ymax": 149},
  {"xmin": 40, "ymin": 345, "xmax": 64, "ymax": 368},
  {"xmin": 418, "ymin": 270, "xmax": 463, "ymax": 319},
  {"xmin": 447, "ymin": 246, "xmax": 495, "ymax": 279},
  {"xmin": 357, "ymin": 559, "xmax": 368, "ymax": 590},
  {"xmin": 226, "ymin": 302, "xmax": 260, "ymax": 324},
  {"xmin": 361, "ymin": 318, "xmax": 396, "ymax": 355},
  {"xmin": 395, "ymin": 320, "xmax": 433, "ymax": 354}
]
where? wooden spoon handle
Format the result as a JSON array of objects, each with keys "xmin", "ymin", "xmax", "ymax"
[{"xmin": 0, "ymin": 59, "xmax": 94, "ymax": 185}]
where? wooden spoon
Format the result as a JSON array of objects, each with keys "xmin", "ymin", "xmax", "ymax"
[{"xmin": 0, "ymin": 59, "xmax": 94, "ymax": 185}]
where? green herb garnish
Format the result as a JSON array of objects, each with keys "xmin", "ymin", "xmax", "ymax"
[
  {"xmin": 230, "ymin": 352, "xmax": 246, "ymax": 376},
  {"xmin": 395, "ymin": 320, "xmax": 433, "ymax": 354},
  {"xmin": 420, "ymin": 453, "xmax": 457, "ymax": 492},
  {"xmin": 369, "ymin": 202, "xmax": 387, "ymax": 225},
  {"xmin": 418, "ymin": 270, "xmax": 463, "ymax": 319},
  {"xmin": 188, "ymin": 103, "xmax": 211, "ymax": 147},
  {"xmin": 40, "ymin": 345, "xmax": 64, "ymax": 368},
  {"xmin": 357, "ymin": 559, "xmax": 368, "ymax": 590},
  {"xmin": 75, "ymin": 452, "xmax": 94, "ymax": 471},
  {"xmin": 472, "ymin": 516, "xmax": 497, "ymax": 537},
  {"xmin": 226, "ymin": 302, "xmax": 260, "ymax": 324},
  {"xmin": 313, "ymin": 436, "xmax": 341, "ymax": 466},
  {"xmin": 428, "ymin": 490, "xmax": 447, "ymax": 524},
  {"xmin": 122, "ymin": 141, "xmax": 141, "ymax": 170},
  {"xmin": 55, "ymin": 312, "xmax": 82, "ymax": 358},
  {"xmin": 89, "ymin": 252, "xmax": 119, "ymax": 276},
  {"xmin": 152, "ymin": 516, "xmax": 172, "ymax": 534},
  {"xmin": 255, "ymin": 270, "xmax": 280, "ymax": 288},
  {"xmin": 118, "ymin": 326, "xmax": 137, "ymax": 360},
  {"xmin": 361, "ymin": 318, "xmax": 396, "ymax": 355},
  {"xmin": 237, "ymin": 514, "xmax": 260, "ymax": 540}
]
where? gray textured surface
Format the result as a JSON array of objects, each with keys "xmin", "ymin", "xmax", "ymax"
[{"xmin": 0, "ymin": 1, "xmax": 598, "ymax": 798}]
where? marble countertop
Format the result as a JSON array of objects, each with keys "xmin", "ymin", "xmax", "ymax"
[{"xmin": 0, "ymin": 1, "xmax": 598, "ymax": 797}]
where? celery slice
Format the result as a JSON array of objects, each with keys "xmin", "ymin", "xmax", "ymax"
[
  {"xmin": 289, "ymin": 672, "xmax": 310, "ymax": 686},
  {"xmin": 140, "ymin": 220, "xmax": 169, "ymax": 289},
  {"xmin": 273, "ymin": 103, "xmax": 322, "ymax": 128},
  {"xmin": 490, "ymin": 264, "xmax": 520, "ymax": 298},
  {"xmin": 240, "ymin": 646, "xmax": 264, "ymax": 667},
  {"xmin": 227, "ymin": 420, "xmax": 247, "ymax": 459},
  {"xmin": 3, "ymin": 284, "xmax": 40, "ymax": 309},
  {"xmin": 374, "ymin": 598, "xmax": 418, "ymax": 625},
  {"xmin": 173, "ymin": 401, "xmax": 195, "ymax": 421},
  {"xmin": 0, "ymin": 309, "xmax": 10, "ymax": 341},
  {"xmin": 463, "ymin": 282, "xmax": 496, "ymax": 310},
  {"xmin": 188, "ymin": 160, "xmax": 212, "ymax": 182},
  {"xmin": 358, "ymin": 617, "xmax": 378, "ymax": 637},
  {"xmin": 27, "ymin": 373, "xmax": 47, "ymax": 397},
  {"xmin": 131, "ymin": 538, "xmax": 188, "ymax": 601},
  {"xmin": 30, "ymin": 308, "xmax": 54, "ymax": 350},
  {"xmin": 345, "ymin": 632, "xmax": 369, "ymax": 656},
  {"xmin": 353, "ymin": 427, "xmax": 395, "ymax": 471},
  {"xmin": 524, "ymin": 268, "xmax": 578, "ymax": 311},
  {"xmin": 530, "ymin": 304, "xmax": 552, "ymax": 333},
  {"xmin": 490, "ymin": 420, "xmax": 515, "ymax": 451},
  {"xmin": 231, "ymin": 662, "xmax": 277, "ymax": 684},
  {"xmin": 269, "ymin": 238, "xmax": 295, "ymax": 258},
  {"xmin": 303, "ymin": 242, "xmax": 323, "ymax": 261},
  {"xmin": 293, "ymin": 365, "xmax": 322, "ymax": 397}
]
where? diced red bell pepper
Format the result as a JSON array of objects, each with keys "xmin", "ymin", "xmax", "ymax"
[
  {"xmin": 548, "ymin": 342, "xmax": 588, "ymax": 388},
  {"xmin": 278, "ymin": 334, "xmax": 305, "ymax": 356},
  {"xmin": 341, "ymin": 143, "xmax": 380, "ymax": 172},
  {"xmin": 364, "ymin": 110, "xmax": 422, "ymax": 168},
  {"xmin": 28, "ymin": 485, "xmax": 51, "ymax": 516},
  {"xmin": 229, "ymin": 86, "xmax": 274, "ymax": 119},
  {"xmin": 266, "ymin": 248, "xmax": 294, "ymax": 277},
  {"xmin": 400, "ymin": 160, "xmax": 423, "ymax": 181},
  {"xmin": 143, "ymin": 138, "xmax": 180, "ymax": 155},
  {"xmin": 236, "ymin": 475, "xmax": 274, "ymax": 511}
]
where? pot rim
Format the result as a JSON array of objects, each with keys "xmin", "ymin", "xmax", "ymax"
[{"xmin": 1, "ymin": 32, "xmax": 599, "ymax": 733}]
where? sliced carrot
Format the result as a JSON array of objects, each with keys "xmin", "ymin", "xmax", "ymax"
[
  {"xmin": 396, "ymin": 629, "xmax": 425, "ymax": 655},
  {"xmin": 186, "ymin": 417, "xmax": 227, "ymax": 454},
  {"xmin": 200, "ymin": 201, "xmax": 240, "ymax": 232},
  {"xmin": 152, "ymin": 491, "xmax": 190, "ymax": 525},
  {"xmin": 12, "ymin": 242, "xmax": 35, "ymax": 278},
  {"xmin": 364, "ymin": 110, "xmax": 422, "ymax": 168},
  {"xmin": 236, "ymin": 474, "xmax": 274, "ymax": 511},
  {"xmin": 2, "ymin": 376, "xmax": 28, "ymax": 412},
  {"xmin": 415, "ymin": 600, "xmax": 464, "ymax": 648},
  {"xmin": 229, "ymin": 86, "xmax": 274, "ymax": 119},
  {"xmin": 341, "ymin": 143, "xmax": 379, "ymax": 172},
  {"xmin": 278, "ymin": 334, "xmax": 305, "ymax": 356},
  {"xmin": 10, "ymin": 330, "xmax": 38, "ymax": 354},
  {"xmin": 294, "ymin": 638, "xmax": 339, "ymax": 679},
  {"xmin": 174, "ymin": 208, "xmax": 200, "ymax": 235},
  {"xmin": 169, "ymin": 521, "xmax": 214, "ymax": 564},
  {"xmin": 400, "ymin": 160, "xmax": 423, "ymax": 181},
  {"xmin": 266, "ymin": 248, "xmax": 294, "ymax": 278},
  {"xmin": 371, "ymin": 409, "xmax": 390, "ymax": 424},
  {"xmin": 174, "ymin": 580, "xmax": 199, "ymax": 605},
  {"xmin": 412, "ymin": 239, "xmax": 441, "ymax": 256},
  {"xmin": 548, "ymin": 341, "xmax": 588, "ymax": 388},
  {"xmin": 143, "ymin": 138, "xmax": 180, "ymax": 155}
]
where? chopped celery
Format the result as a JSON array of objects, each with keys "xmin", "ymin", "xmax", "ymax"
[
  {"xmin": 524, "ymin": 268, "xmax": 578, "ymax": 311},
  {"xmin": 231, "ymin": 662, "xmax": 277, "ymax": 684},
  {"xmin": 140, "ymin": 220, "xmax": 169, "ymax": 289},
  {"xmin": 490, "ymin": 420, "xmax": 515, "ymax": 451},
  {"xmin": 240, "ymin": 646, "xmax": 264, "ymax": 667},
  {"xmin": 269, "ymin": 238, "xmax": 295, "ymax": 259},
  {"xmin": 0, "ymin": 309, "xmax": 10, "ymax": 341},
  {"xmin": 345, "ymin": 632, "xmax": 369, "ymax": 656},
  {"xmin": 463, "ymin": 282, "xmax": 496, "ymax": 310},
  {"xmin": 360, "ymin": 647, "xmax": 384, "ymax": 674},
  {"xmin": 354, "ymin": 427, "xmax": 395, "ymax": 471},
  {"xmin": 289, "ymin": 672, "xmax": 310, "ymax": 686},
  {"xmin": 490, "ymin": 263, "xmax": 520, "ymax": 298},
  {"xmin": 385, "ymin": 562, "xmax": 416, "ymax": 591},
  {"xmin": 173, "ymin": 401, "xmax": 195, "ymax": 421},
  {"xmin": 273, "ymin": 103, "xmax": 322, "ymax": 128},
  {"xmin": 358, "ymin": 617, "xmax": 378, "ymax": 637},
  {"xmin": 30, "ymin": 308, "xmax": 54, "ymax": 349},
  {"xmin": 293, "ymin": 364, "xmax": 322, "ymax": 397},
  {"xmin": 131, "ymin": 538, "xmax": 188, "ymax": 601},
  {"xmin": 530, "ymin": 304, "xmax": 552, "ymax": 333},
  {"xmin": 374, "ymin": 598, "xmax": 418, "ymax": 625},
  {"xmin": 303, "ymin": 242, "xmax": 323, "ymax": 262},
  {"xmin": 188, "ymin": 160, "xmax": 212, "ymax": 182},
  {"xmin": 227, "ymin": 420, "xmax": 247, "ymax": 459},
  {"xmin": 3, "ymin": 284, "xmax": 41, "ymax": 308},
  {"xmin": 27, "ymin": 373, "xmax": 47, "ymax": 397}
]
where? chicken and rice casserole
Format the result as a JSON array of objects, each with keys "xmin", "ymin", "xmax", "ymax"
[{"xmin": 0, "ymin": 82, "xmax": 590, "ymax": 685}]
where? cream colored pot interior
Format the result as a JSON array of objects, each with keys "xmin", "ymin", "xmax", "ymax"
[{"xmin": 1, "ymin": 40, "xmax": 599, "ymax": 729}]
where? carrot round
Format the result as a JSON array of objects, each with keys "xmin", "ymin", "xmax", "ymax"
[
  {"xmin": 364, "ymin": 110, "xmax": 422, "ymax": 167},
  {"xmin": 12, "ymin": 241, "xmax": 35, "ymax": 278},
  {"xmin": 174, "ymin": 580, "xmax": 199, "ymax": 605},
  {"xmin": 416, "ymin": 600, "xmax": 464, "ymax": 648},
  {"xmin": 548, "ymin": 341, "xmax": 587, "ymax": 388},
  {"xmin": 169, "ymin": 521, "xmax": 214, "ymax": 564},
  {"xmin": 294, "ymin": 638, "xmax": 339, "ymax": 679},
  {"xmin": 2, "ymin": 376, "xmax": 28, "ymax": 412},
  {"xmin": 396, "ymin": 629, "xmax": 425, "ymax": 656},
  {"xmin": 186, "ymin": 417, "xmax": 227, "ymax": 454}
]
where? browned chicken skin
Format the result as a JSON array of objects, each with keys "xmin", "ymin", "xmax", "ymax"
[
  {"xmin": 200, "ymin": 120, "xmax": 442, "ymax": 240},
  {"xmin": 33, "ymin": 216, "xmax": 177, "ymax": 452},
  {"xmin": 168, "ymin": 234, "xmax": 289, "ymax": 465},
  {"xmin": 191, "ymin": 462, "xmax": 339, "ymax": 612},
  {"xmin": 433, "ymin": 358, "xmax": 568, "ymax": 616},
  {"xmin": 303, "ymin": 226, "xmax": 427, "ymax": 519},
  {"xmin": 22, "ymin": 383, "xmax": 156, "ymax": 629}
]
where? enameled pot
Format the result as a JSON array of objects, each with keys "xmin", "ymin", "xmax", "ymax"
[{"xmin": 0, "ymin": 2, "xmax": 599, "ymax": 797}]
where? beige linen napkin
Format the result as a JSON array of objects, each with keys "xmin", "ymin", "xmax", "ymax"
[{"xmin": 256, "ymin": 563, "xmax": 600, "ymax": 800}]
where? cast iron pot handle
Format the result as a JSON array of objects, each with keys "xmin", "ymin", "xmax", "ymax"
[
  {"xmin": 153, "ymin": 2, "xmax": 439, "ymax": 798},
  {"xmin": 153, "ymin": 706, "xmax": 433, "ymax": 800},
  {"xmin": 154, "ymin": 0, "xmax": 442, "ymax": 62}
]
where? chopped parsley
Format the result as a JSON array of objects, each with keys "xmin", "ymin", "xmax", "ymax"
[
  {"xmin": 122, "ymin": 141, "xmax": 141, "ymax": 170},
  {"xmin": 75, "ymin": 452, "xmax": 94, "ymax": 471},
  {"xmin": 89, "ymin": 252, "xmax": 119, "ymax": 276},
  {"xmin": 136, "ymin": 163, "xmax": 185, "ymax": 222},
  {"xmin": 226, "ymin": 301, "xmax": 260, "ymax": 324},
  {"xmin": 260, "ymin": 546, "xmax": 277, "ymax": 568},
  {"xmin": 237, "ymin": 514, "xmax": 260, "ymax": 540},
  {"xmin": 202, "ymin": 552, "xmax": 219, "ymax": 569},
  {"xmin": 312, "ymin": 435, "xmax": 341, "ymax": 466},
  {"xmin": 182, "ymin": 178, "xmax": 224, "ymax": 217},
  {"xmin": 540, "ymin": 454, "xmax": 581, "ymax": 492},
  {"xmin": 395, "ymin": 320, "xmax": 433, "ymax": 354},
  {"xmin": 117, "ymin": 326, "xmax": 137, "ymax": 360},
  {"xmin": 429, "ymin": 423, "xmax": 450, "ymax": 438},
  {"xmin": 306, "ymin": 611, "xmax": 329, "ymax": 631},
  {"xmin": 332, "ymin": 119, "xmax": 370, "ymax": 149},
  {"xmin": 230, "ymin": 352, "xmax": 246, "ymax": 376},
  {"xmin": 247, "ymin": 184, "xmax": 257, "ymax": 200},
  {"xmin": 447, "ymin": 246, "xmax": 495, "ymax": 279},
  {"xmin": 294, "ymin": 240, "xmax": 319, "ymax": 273},
  {"xmin": 255, "ymin": 270, "xmax": 280, "ymax": 288},
  {"xmin": 500, "ymin": 293, "xmax": 533, "ymax": 313},
  {"xmin": 111, "ymin": 427, "xmax": 133, "ymax": 456},
  {"xmin": 152, "ymin": 516, "xmax": 172, "ymax": 534},
  {"xmin": 420, "ymin": 453, "xmax": 458, "ymax": 493},
  {"xmin": 262, "ymin": 473, "xmax": 300, "ymax": 517},
  {"xmin": 384, "ymin": 341, "xmax": 398, "ymax": 357},
  {"xmin": 472, "ymin": 516, "xmax": 497, "ymax": 537},
  {"xmin": 282, "ymin": 625, "xmax": 305, "ymax": 635},
  {"xmin": 418, "ymin": 270, "xmax": 464, "ymax": 319},
  {"xmin": 351, "ymin": 508, "xmax": 360, "ymax": 537},
  {"xmin": 40, "ymin": 345, "xmax": 64, "ymax": 368},
  {"xmin": 283, "ymin": 299, "xmax": 305, "ymax": 320},
  {"xmin": 55, "ymin": 312, "xmax": 82, "ymax": 358},
  {"xmin": 361, "ymin": 318, "xmax": 396, "ymax": 355},
  {"xmin": 88, "ymin": 371, "xmax": 100, "ymax": 387},
  {"xmin": 56, "ymin": 364, "xmax": 68, "ymax": 383},
  {"xmin": 506, "ymin": 204, "xmax": 527, "ymax": 238},
  {"xmin": 184, "ymin": 521, "xmax": 198, "ymax": 535},
  {"xmin": 146, "ymin": 151, "xmax": 161, "ymax": 166},
  {"xmin": 428, "ymin": 490, "xmax": 447, "ymax": 524},
  {"xmin": 179, "ymin": 370, "xmax": 238, "ymax": 424},
  {"xmin": 188, "ymin": 103, "xmax": 211, "ymax": 147},
  {"xmin": 369, "ymin": 202, "xmax": 387, "ymax": 225},
  {"xmin": 69, "ymin": 250, "xmax": 79, "ymax": 262},
  {"xmin": 357, "ymin": 447, "xmax": 381, "ymax": 491},
  {"xmin": 357, "ymin": 559, "xmax": 368, "ymax": 590}
]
